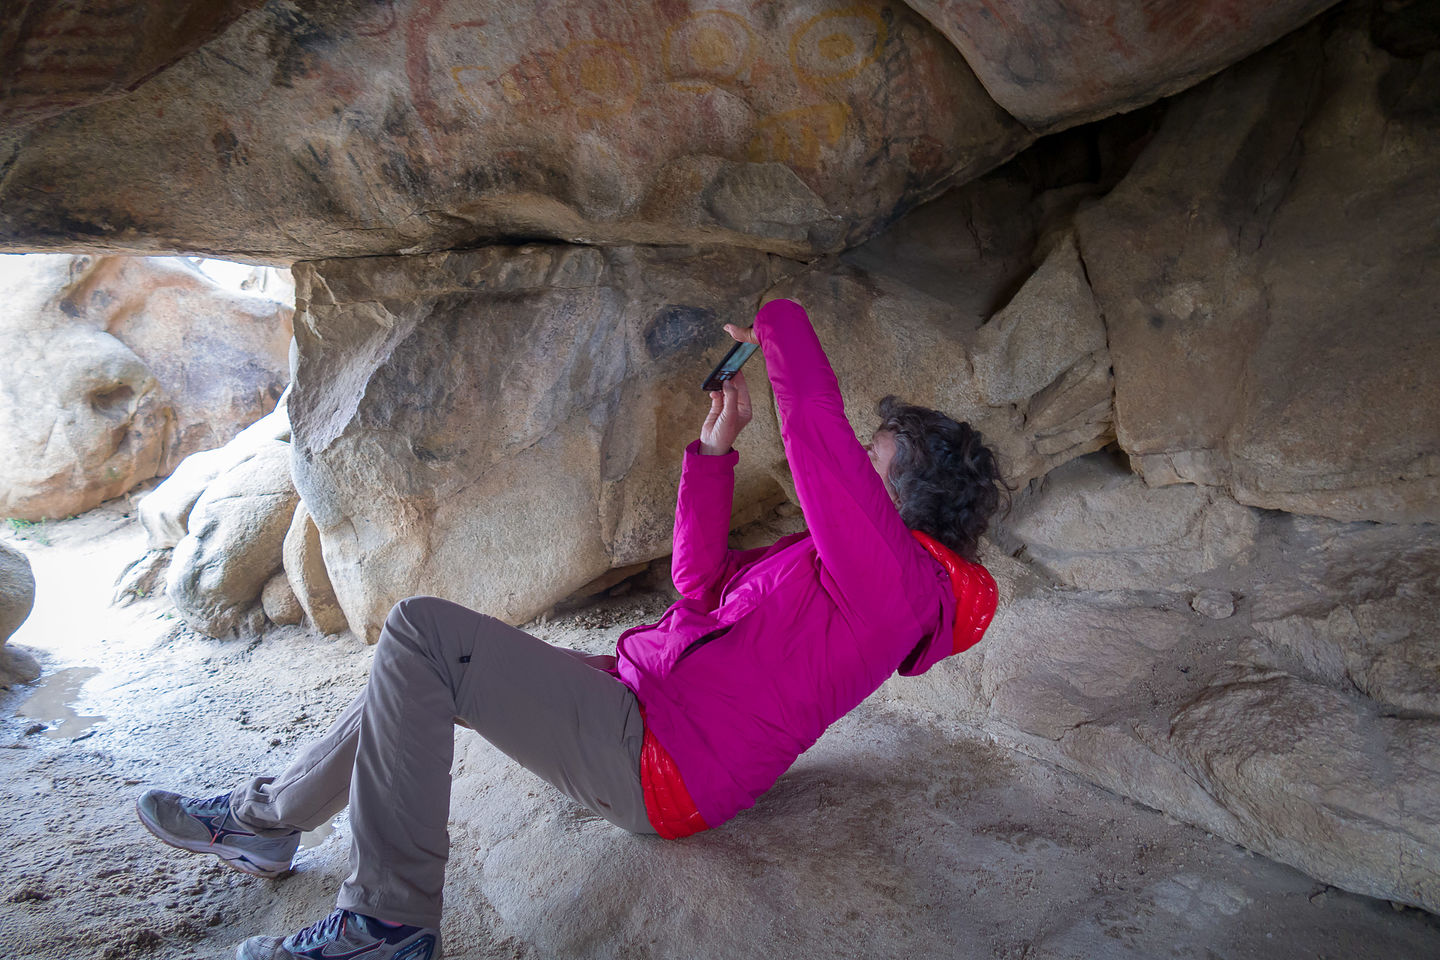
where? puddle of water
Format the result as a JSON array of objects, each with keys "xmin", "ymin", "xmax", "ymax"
[
  {"xmin": 14, "ymin": 667, "xmax": 105, "ymax": 739},
  {"xmin": 300, "ymin": 816, "xmax": 339, "ymax": 850}
]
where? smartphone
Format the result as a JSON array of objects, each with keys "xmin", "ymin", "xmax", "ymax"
[{"xmin": 702, "ymin": 342, "xmax": 758, "ymax": 392}]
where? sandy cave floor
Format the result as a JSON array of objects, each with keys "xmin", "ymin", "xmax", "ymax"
[{"xmin": 3, "ymin": 496, "xmax": 1440, "ymax": 960}]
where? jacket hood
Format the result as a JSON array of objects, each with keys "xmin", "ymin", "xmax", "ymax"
[{"xmin": 897, "ymin": 531, "xmax": 998, "ymax": 677}]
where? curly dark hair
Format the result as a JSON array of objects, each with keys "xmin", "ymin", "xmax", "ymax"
[{"xmin": 875, "ymin": 396, "xmax": 1006, "ymax": 562}]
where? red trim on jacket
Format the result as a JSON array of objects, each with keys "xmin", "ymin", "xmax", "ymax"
[
  {"xmin": 910, "ymin": 531, "xmax": 998, "ymax": 655},
  {"xmin": 639, "ymin": 713, "xmax": 710, "ymax": 839}
]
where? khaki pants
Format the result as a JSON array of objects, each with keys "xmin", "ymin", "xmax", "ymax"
[{"xmin": 230, "ymin": 595, "xmax": 653, "ymax": 929}]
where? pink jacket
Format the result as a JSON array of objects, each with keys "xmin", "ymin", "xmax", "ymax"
[{"xmin": 613, "ymin": 298, "xmax": 991, "ymax": 829}]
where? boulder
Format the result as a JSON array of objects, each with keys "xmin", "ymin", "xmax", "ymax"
[
  {"xmin": 281, "ymin": 501, "xmax": 349, "ymax": 636},
  {"xmin": 67, "ymin": 256, "xmax": 292, "ymax": 469},
  {"xmin": 0, "ymin": 0, "xmax": 1030, "ymax": 261},
  {"xmin": 0, "ymin": 254, "xmax": 291, "ymax": 521},
  {"xmin": 261, "ymin": 571, "xmax": 303, "ymax": 626},
  {"xmin": 0, "ymin": 541, "xmax": 36, "ymax": 643},
  {"xmin": 139, "ymin": 398, "xmax": 291, "ymax": 549},
  {"xmin": 290, "ymin": 243, "xmax": 788, "ymax": 640},
  {"xmin": 902, "ymin": 0, "xmax": 1341, "ymax": 130},
  {"xmin": 0, "ymin": 540, "xmax": 40, "ymax": 685},
  {"xmin": 1075, "ymin": 9, "xmax": 1440, "ymax": 523},
  {"xmin": 0, "ymin": 644, "xmax": 41, "ymax": 686},
  {"xmin": 166, "ymin": 439, "xmax": 299, "ymax": 638},
  {"xmin": 0, "ymin": 255, "xmax": 169, "ymax": 521}
]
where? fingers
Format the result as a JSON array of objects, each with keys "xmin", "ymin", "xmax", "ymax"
[
  {"xmin": 722, "ymin": 323, "xmax": 759, "ymax": 345},
  {"xmin": 721, "ymin": 372, "xmax": 752, "ymax": 424},
  {"xmin": 700, "ymin": 389, "xmax": 723, "ymax": 435},
  {"xmin": 727, "ymin": 370, "xmax": 752, "ymax": 413}
]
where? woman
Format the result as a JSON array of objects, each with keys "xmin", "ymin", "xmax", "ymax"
[{"xmin": 135, "ymin": 298, "xmax": 1004, "ymax": 960}]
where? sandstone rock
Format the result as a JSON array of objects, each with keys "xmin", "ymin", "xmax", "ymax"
[
  {"xmin": 771, "ymin": 191, "xmax": 1113, "ymax": 491},
  {"xmin": 971, "ymin": 233, "xmax": 1106, "ymax": 405},
  {"xmin": 1233, "ymin": 510, "xmax": 1440, "ymax": 716},
  {"xmin": 1075, "ymin": 10, "xmax": 1440, "ymax": 523},
  {"xmin": 1, "ymin": 541, "xmax": 36, "ymax": 643},
  {"xmin": 886, "ymin": 499, "xmax": 1440, "ymax": 912},
  {"xmin": 970, "ymin": 231, "xmax": 1114, "ymax": 471},
  {"xmin": 0, "ymin": 254, "xmax": 290, "ymax": 521},
  {"xmin": 139, "ymin": 398, "xmax": 291, "ymax": 550},
  {"xmin": 0, "ymin": 0, "xmax": 262, "ymax": 128},
  {"xmin": 1250, "ymin": 580, "xmax": 1440, "ymax": 718},
  {"xmin": 983, "ymin": 596, "xmax": 1202, "ymax": 742},
  {"xmin": 282, "ymin": 501, "xmax": 348, "ymax": 636},
  {"xmin": 840, "ymin": 165, "xmax": 1039, "ymax": 314},
  {"xmin": 997, "ymin": 452, "xmax": 1258, "ymax": 592},
  {"xmin": 0, "ymin": 0, "xmax": 1029, "ymax": 261},
  {"xmin": 1169, "ymin": 675, "xmax": 1440, "ymax": 911},
  {"xmin": 67, "ymin": 256, "xmax": 292, "ymax": 470},
  {"xmin": 0, "ymin": 256, "xmax": 168, "ymax": 521},
  {"xmin": 902, "ymin": 0, "xmax": 1341, "ymax": 130},
  {"xmin": 138, "ymin": 448, "xmax": 231, "ymax": 550},
  {"xmin": 261, "ymin": 572, "xmax": 302, "ymax": 626},
  {"xmin": 166, "ymin": 439, "xmax": 298, "ymax": 638},
  {"xmin": 290, "ymin": 244, "xmax": 787, "ymax": 640}
]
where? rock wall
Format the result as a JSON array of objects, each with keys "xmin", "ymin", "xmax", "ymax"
[
  {"xmin": 891, "ymin": 462, "xmax": 1440, "ymax": 911},
  {"xmin": 1076, "ymin": 3, "xmax": 1440, "ymax": 523}
]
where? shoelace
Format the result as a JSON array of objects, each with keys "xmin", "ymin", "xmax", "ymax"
[
  {"xmin": 288, "ymin": 909, "xmax": 350, "ymax": 950},
  {"xmin": 180, "ymin": 792, "xmax": 233, "ymax": 814}
]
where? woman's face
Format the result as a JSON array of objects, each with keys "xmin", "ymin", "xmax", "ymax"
[{"xmin": 866, "ymin": 429, "xmax": 899, "ymax": 500}]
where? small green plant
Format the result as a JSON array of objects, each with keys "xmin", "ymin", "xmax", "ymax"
[{"xmin": 5, "ymin": 517, "xmax": 51, "ymax": 546}]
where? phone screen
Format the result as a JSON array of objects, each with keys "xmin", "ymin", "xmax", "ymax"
[{"xmin": 702, "ymin": 342, "xmax": 758, "ymax": 392}]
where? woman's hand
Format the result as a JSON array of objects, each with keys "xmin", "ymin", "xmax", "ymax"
[
  {"xmin": 722, "ymin": 323, "xmax": 759, "ymax": 345},
  {"xmin": 699, "ymin": 370, "xmax": 752, "ymax": 455}
]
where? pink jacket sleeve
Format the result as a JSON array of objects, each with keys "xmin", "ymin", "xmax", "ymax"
[
  {"xmin": 670, "ymin": 440, "xmax": 770, "ymax": 606},
  {"xmin": 752, "ymin": 298, "xmax": 928, "ymax": 626}
]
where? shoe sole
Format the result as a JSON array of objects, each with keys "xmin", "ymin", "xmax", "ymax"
[{"xmin": 134, "ymin": 798, "xmax": 293, "ymax": 879}]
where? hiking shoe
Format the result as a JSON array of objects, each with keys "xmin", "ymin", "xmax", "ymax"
[
  {"xmin": 236, "ymin": 909, "xmax": 440, "ymax": 960},
  {"xmin": 135, "ymin": 788, "xmax": 300, "ymax": 879}
]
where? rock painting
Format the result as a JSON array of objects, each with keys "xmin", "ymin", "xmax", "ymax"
[
  {"xmin": 789, "ymin": 6, "xmax": 887, "ymax": 86},
  {"xmin": 662, "ymin": 10, "xmax": 758, "ymax": 90}
]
